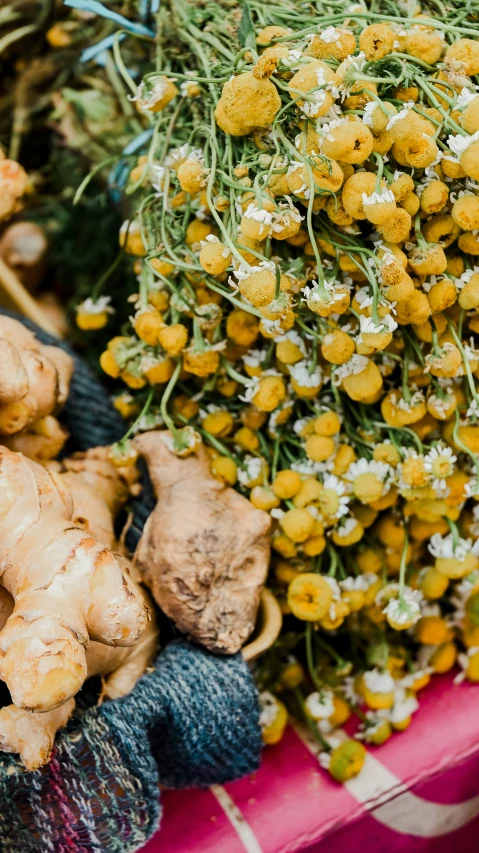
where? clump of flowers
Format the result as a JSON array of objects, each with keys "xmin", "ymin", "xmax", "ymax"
[{"xmin": 79, "ymin": 0, "xmax": 479, "ymax": 782}]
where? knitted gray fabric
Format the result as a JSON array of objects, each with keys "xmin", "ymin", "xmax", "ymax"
[
  {"xmin": 0, "ymin": 640, "xmax": 261, "ymax": 853},
  {"xmin": 0, "ymin": 311, "xmax": 262, "ymax": 852}
]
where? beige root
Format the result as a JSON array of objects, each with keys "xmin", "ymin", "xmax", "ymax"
[
  {"xmin": 0, "ymin": 221, "xmax": 47, "ymax": 290},
  {"xmin": 3, "ymin": 414, "xmax": 68, "ymax": 461},
  {"xmin": 0, "ymin": 316, "xmax": 73, "ymax": 436},
  {"xmin": 0, "ymin": 699, "xmax": 75, "ymax": 772},
  {"xmin": 0, "ymin": 580, "xmax": 159, "ymax": 770},
  {"xmin": 36, "ymin": 292, "xmax": 70, "ymax": 338},
  {"xmin": 59, "ymin": 445, "xmax": 142, "ymax": 514},
  {"xmin": 0, "ymin": 446, "xmax": 149, "ymax": 712},
  {"xmin": 61, "ymin": 470, "xmax": 117, "ymax": 549},
  {"xmin": 134, "ymin": 431, "xmax": 271, "ymax": 654}
]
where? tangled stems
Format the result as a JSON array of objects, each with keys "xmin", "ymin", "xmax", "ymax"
[
  {"xmin": 414, "ymin": 76, "xmax": 466, "ymax": 135},
  {"xmin": 374, "ymin": 422, "xmax": 424, "ymax": 454},
  {"xmin": 267, "ymin": 10, "xmax": 479, "ymax": 38},
  {"xmin": 204, "ymin": 119, "xmax": 251, "ymax": 269},
  {"xmin": 275, "ymin": 123, "xmax": 326, "ymax": 289}
]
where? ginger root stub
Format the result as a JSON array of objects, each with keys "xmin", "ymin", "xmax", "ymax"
[
  {"xmin": 0, "ymin": 316, "xmax": 73, "ymax": 436},
  {"xmin": 0, "ymin": 576, "xmax": 159, "ymax": 770}
]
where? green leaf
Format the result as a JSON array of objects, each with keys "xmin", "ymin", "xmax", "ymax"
[{"xmin": 238, "ymin": 0, "xmax": 255, "ymax": 51}]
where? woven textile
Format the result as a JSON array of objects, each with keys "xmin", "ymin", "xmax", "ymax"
[
  {"xmin": 0, "ymin": 312, "xmax": 262, "ymax": 853},
  {"xmin": 0, "ymin": 640, "xmax": 261, "ymax": 853}
]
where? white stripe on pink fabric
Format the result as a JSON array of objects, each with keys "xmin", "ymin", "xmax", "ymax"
[
  {"xmin": 293, "ymin": 723, "xmax": 479, "ymax": 838},
  {"xmin": 211, "ymin": 785, "xmax": 264, "ymax": 853}
]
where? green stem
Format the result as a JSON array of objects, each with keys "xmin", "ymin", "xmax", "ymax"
[
  {"xmin": 160, "ymin": 359, "xmax": 182, "ymax": 433},
  {"xmin": 305, "ymin": 623, "xmax": 322, "ymax": 691},
  {"xmin": 453, "ymin": 409, "xmax": 479, "ymax": 480},
  {"xmin": 92, "ymin": 252, "xmax": 124, "ymax": 299},
  {"xmin": 293, "ymin": 687, "xmax": 331, "ymax": 752},
  {"xmin": 398, "ymin": 523, "xmax": 409, "ymax": 600},
  {"xmin": 123, "ymin": 388, "xmax": 154, "ymax": 440},
  {"xmin": 447, "ymin": 319, "xmax": 479, "ymax": 406},
  {"xmin": 113, "ymin": 31, "xmax": 138, "ymax": 95},
  {"xmin": 221, "ymin": 358, "xmax": 251, "ymax": 386},
  {"xmin": 73, "ymin": 157, "xmax": 117, "ymax": 205},
  {"xmin": 446, "ymin": 516, "xmax": 460, "ymax": 550}
]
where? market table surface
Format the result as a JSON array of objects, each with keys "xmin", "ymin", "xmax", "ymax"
[{"xmin": 142, "ymin": 672, "xmax": 479, "ymax": 853}]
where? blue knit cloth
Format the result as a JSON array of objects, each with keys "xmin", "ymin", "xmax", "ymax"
[{"xmin": 0, "ymin": 311, "xmax": 262, "ymax": 852}]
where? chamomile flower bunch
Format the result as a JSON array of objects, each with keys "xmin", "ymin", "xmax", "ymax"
[{"xmin": 74, "ymin": 0, "xmax": 479, "ymax": 771}]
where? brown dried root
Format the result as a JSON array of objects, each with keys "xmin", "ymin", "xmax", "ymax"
[
  {"xmin": 134, "ymin": 431, "xmax": 271, "ymax": 654},
  {"xmin": 0, "ymin": 446, "xmax": 148, "ymax": 712},
  {"xmin": 0, "ymin": 316, "xmax": 73, "ymax": 436},
  {"xmin": 0, "ymin": 579, "xmax": 159, "ymax": 770}
]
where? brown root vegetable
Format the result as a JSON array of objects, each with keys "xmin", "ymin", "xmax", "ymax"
[
  {"xmin": 0, "ymin": 317, "xmax": 73, "ymax": 435},
  {"xmin": 0, "ymin": 446, "xmax": 148, "ymax": 712},
  {"xmin": 36, "ymin": 292, "xmax": 70, "ymax": 338},
  {"xmin": 0, "ymin": 160, "xmax": 28, "ymax": 221},
  {"xmin": 61, "ymin": 445, "xmax": 141, "ymax": 514},
  {"xmin": 61, "ymin": 469, "xmax": 116, "ymax": 549},
  {"xmin": 0, "ymin": 576, "xmax": 158, "ymax": 770},
  {"xmin": 3, "ymin": 415, "xmax": 68, "ymax": 461},
  {"xmin": 0, "ymin": 699, "xmax": 75, "ymax": 771},
  {"xmin": 0, "ymin": 587, "xmax": 13, "ymax": 628},
  {"xmin": 56, "ymin": 446, "xmax": 142, "ymax": 547},
  {"xmin": 0, "ymin": 221, "xmax": 47, "ymax": 290},
  {"xmin": 0, "ymin": 339, "xmax": 29, "ymax": 404},
  {"xmin": 134, "ymin": 431, "xmax": 272, "ymax": 653},
  {"xmin": 85, "ymin": 581, "xmax": 159, "ymax": 702}
]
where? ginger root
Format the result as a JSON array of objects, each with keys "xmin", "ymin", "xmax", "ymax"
[
  {"xmin": 61, "ymin": 469, "xmax": 117, "ymax": 549},
  {"xmin": 134, "ymin": 431, "xmax": 271, "ymax": 653},
  {"xmin": 0, "ymin": 699, "xmax": 75, "ymax": 772},
  {"xmin": 0, "ymin": 577, "xmax": 159, "ymax": 770},
  {"xmin": 0, "ymin": 446, "xmax": 148, "ymax": 712},
  {"xmin": 0, "ymin": 316, "xmax": 73, "ymax": 436},
  {"xmin": 0, "ymin": 221, "xmax": 47, "ymax": 289},
  {"xmin": 3, "ymin": 414, "xmax": 68, "ymax": 461},
  {"xmin": 60, "ymin": 445, "xmax": 141, "ymax": 514}
]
